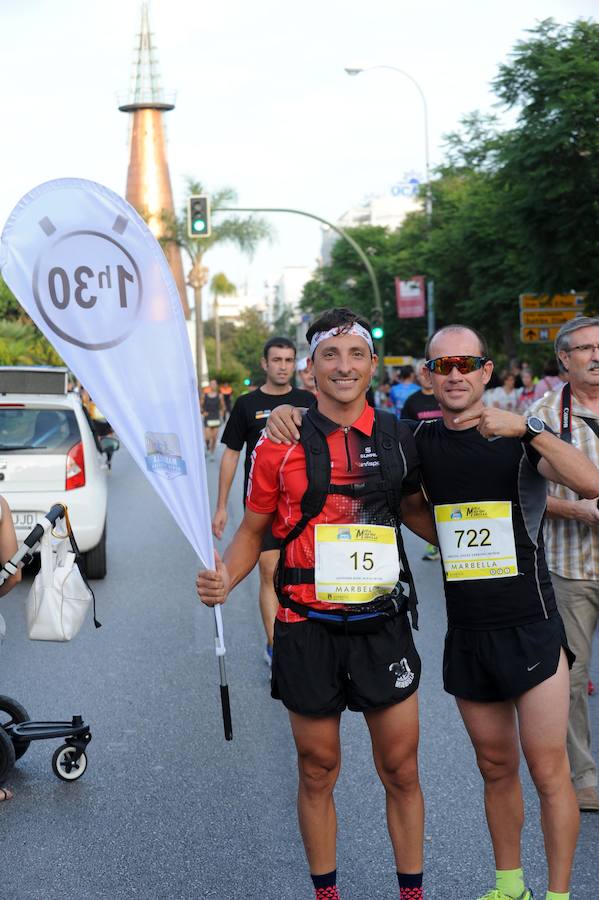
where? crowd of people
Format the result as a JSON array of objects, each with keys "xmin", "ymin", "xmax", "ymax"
[
  {"xmin": 379, "ymin": 357, "xmax": 566, "ymax": 422},
  {"xmin": 2, "ymin": 313, "xmax": 593, "ymax": 900},
  {"xmin": 196, "ymin": 311, "xmax": 599, "ymax": 900}
]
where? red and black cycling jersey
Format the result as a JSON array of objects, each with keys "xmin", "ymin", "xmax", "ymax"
[
  {"xmin": 247, "ymin": 402, "xmax": 421, "ymax": 622},
  {"xmin": 221, "ymin": 386, "xmax": 315, "ymax": 500}
]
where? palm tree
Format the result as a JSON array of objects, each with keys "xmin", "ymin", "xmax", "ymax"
[
  {"xmin": 158, "ymin": 180, "xmax": 273, "ymax": 388},
  {"xmin": 209, "ymin": 273, "xmax": 237, "ymax": 371},
  {"xmin": 0, "ymin": 320, "xmax": 62, "ymax": 366}
]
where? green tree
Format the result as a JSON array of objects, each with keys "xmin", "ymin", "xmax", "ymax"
[
  {"xmin": 229, "ymin": 308, "xmax": 273, "ymax": 384},
  {"xmin": 203, "ymin": 334, "xmax": 249, "ymax": 394},
  {"xmin": 157, "ymin": 181, "xmax": 273, "ymax": 386},
  {"xmin": 209, "ymin": 272, "xmax": 236, "ymax": 371},
  {"xmin": 492, "ymin": 19, "xmax": 599, "ymax": 297},
  {"xmin": 271, "ymin": 302, "xmax": 297, "ymax": 339},
  {"xmin": 0, "ymin": 320, "xmax": 62, "ymax": 366},
  {"xmin": 413, "ymin": 121, "xmax": 528, "ymax": 358},
  {"xmin": 302, "ymin": 20, "xmax": 599, "ymax": 363},
  {"xmin": 0, "ymin": 278, "xmax": 63, "ymax": 364},
  {"xmin": 0, "ymin": 276, "xmax": 22, "ymax": 320},
  {"xmin": 301, "ymin": 225, "xmax": 429, "ymax": 356}
]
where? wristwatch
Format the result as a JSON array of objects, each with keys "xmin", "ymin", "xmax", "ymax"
[{"xmin": 522, "ymin": 415, "xmax": 545, "ymax": 443}]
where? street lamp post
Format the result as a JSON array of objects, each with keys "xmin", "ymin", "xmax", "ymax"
[
  {"xmin": 345, "ymin": 65, "xmax": 435, "ymax": 336},
  {"xmin": 213, "ymin": 205, "xmax": 386, "ymax": 381}
]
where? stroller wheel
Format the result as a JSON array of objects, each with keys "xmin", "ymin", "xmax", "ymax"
[
  {"xmin": 51, "ymin": 744, "xmax": 88, "ymax": 782},
  {"xmin": 0, "ymin": 726, "xmax": 16, "ymax": 783},
  {"xmin": 0, "ymin": 695, "xmax": 31, "ymax": 760}
]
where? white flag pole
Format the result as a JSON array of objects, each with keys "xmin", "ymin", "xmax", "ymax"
[
  {"xmin": 1, "ymin": 178, "xmax": 233, "ymax": 740},
  {"xmin": 212, "ymin": 604, "xmax": 232, "ymax": 739}
]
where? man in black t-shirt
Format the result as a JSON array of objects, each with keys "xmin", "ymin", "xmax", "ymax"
[
  {"xmin": 401, "ymin": 362, "xmax": 442, "ymax": 561},
  {"xmin": 264, "ymin": 324, "xmax": 599, "ymax": 900},
  {"xmin": 212, "ymin": 337, "xmax": 314, "ymax": 665},
  {"xmin": 414, "ymin": 325, "xmax": 599, "ymax": 900},
  {"xmin": 401, "ymin": 361, "xmax": 442, "ymax": 423}
]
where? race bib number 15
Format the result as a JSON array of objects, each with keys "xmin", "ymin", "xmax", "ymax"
[
  {"xmin": 314, "ymin": 524, "xmax": 400, "ymax": 604},
  {"xmin": 434, "ymin": 501, "xmax": 518, "ymax": 581}
]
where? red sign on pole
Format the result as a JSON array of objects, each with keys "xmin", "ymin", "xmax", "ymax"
[{"xmin": 396, "ymin": 276, "xmax": 425, "ymax": 318}]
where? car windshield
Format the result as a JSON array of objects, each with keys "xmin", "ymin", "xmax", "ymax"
[{"xmin": 0, "ymin": 407, "xmax": 80, "ymax": 452}]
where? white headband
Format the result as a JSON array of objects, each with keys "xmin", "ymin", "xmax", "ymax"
[{"xmin": 310, "ymin": 323, "xmax": 374, "ymax": 357}]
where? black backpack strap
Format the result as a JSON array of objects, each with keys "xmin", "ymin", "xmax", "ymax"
[
  {"xmin": 374, "ymin": 410, "xmax": 406, "ymax": 509},
  {"xmin": 283, "ymin": 409, "xmax": 331, "ymax": 547},
  {"xmin": 275, "ymin": 409, "xmax": 331, "ymax": 597},
  {"xmin": 373, "ymin": 410, "xmax": 419, "ymax": 629}
]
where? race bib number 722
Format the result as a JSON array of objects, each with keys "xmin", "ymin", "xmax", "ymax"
[{"xmin": 434, "ymin": 501, "xmax": 518, "ymax": 581}]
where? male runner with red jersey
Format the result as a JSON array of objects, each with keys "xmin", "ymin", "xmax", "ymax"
[{"xmin": 197, "ymin": 308, "xmax": 436, "ymax": 900}]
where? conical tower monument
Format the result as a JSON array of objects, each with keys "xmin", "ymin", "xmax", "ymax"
[{"xmin": 119, "ymin": 1, "xmax": 189, "ymax": 318}]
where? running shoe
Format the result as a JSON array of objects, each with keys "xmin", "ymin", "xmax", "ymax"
[
  {"xmin": 422, "ymin": 543, "xmax": 440, "ymax": 561},
  {"xmin": 263, "ymin": 643, "xmax": 273, "ymax": 668},
  {"xmin": 476, "ymin": 891, "xmax": 533, "ymax": 900},
  {"xmin": 576, "ymin": 785, "xmax": 599, "ymax": 811}
]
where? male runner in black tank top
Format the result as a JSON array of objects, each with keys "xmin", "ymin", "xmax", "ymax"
[
  {"xmin": 414, "ymin": 325, "xmax": 599, "ymax": 900},
  {"xmin": 264, "ymin": 324, "xmax": 599, "ymax": 900}
]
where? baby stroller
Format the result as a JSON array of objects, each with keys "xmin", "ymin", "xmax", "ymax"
[{"xmin": 0, "ymin": 504, "xmax": 92, "ymax": 783}]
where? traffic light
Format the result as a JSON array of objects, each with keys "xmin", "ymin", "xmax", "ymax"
[
  {"xmin": 371, "ymin": 308, "xmax": 384, "ymax": 341},
  {"xmin": 187, "ymin": 195, "xmax": 211, "ymax": 238},
  {"xmin": 243, "ymin": 377, "xmax": 251, "ymax": 386}
]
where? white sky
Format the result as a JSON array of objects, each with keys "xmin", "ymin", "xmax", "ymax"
[{"xmin": 0, "ymin": 0, "xmax": 596, "ymax": 303}]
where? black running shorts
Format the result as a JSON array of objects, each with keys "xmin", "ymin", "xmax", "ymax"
[
  {"xmin": 271, "ymin": 613, "xmax": 421, "ymax": 716},
  {"xmin": 443, "ymin": 614, "xmax": 574, "ymax": 703},
  {"xmin": 261, "ymin": 525, "xmax": 281, "ymax": 553}
]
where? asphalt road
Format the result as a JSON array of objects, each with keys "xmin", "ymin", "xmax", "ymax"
[{"xmin": 0, "ymin": 443, "xmax": 598, "ymax": 899}]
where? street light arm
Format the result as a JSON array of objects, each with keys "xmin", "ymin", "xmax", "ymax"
[
  {"xmin": 212, "ymin": 206, "xmax": 382, "ymax": 314},
  {"xmin": 212, "ymin": 205, "xmax": 386, "ymax": 378},
  {"xmin": 344, "ymin": 63, "xmax": 435, "ymax": 334},
  {"xmin": 344, "ymin": 64, "xmax": 431, "ymax": 215}
]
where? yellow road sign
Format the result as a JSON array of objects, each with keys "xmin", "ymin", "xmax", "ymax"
[
  {"xmin": 519, "ymin": 293, "xmax": 587, "ymax": 310},
  {"xmin": 520, "ymin": 309, "xmax": 583, "ymax": 326},
  {"xmin": 520, "ymin": 326, "xmax": 561, "ymax": 343},
  {"xmin": 384, "ymin": 356, "xmax": 413, "ymax": 366}
]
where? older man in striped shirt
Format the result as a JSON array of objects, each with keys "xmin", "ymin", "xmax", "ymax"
[{"xmin": 531, "ymin": 316, "xmax": 599, "ymax": 813}]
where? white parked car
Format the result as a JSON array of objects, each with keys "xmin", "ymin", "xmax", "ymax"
[{"xmin": 0, "ymin": 366, "xmax": 116, "ymax": 578}]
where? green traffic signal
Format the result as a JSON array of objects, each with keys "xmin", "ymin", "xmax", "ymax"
[
  {"xmin": 187, "ymin": 195, "xmax": 211, "ymax": 238},
  {"xmin": 370, "ymin": 307, "xmax": 384, "ymax": 341},
  {"xmin": 243, "ymin": 377, "xmax": 251, "ymax": 386}
]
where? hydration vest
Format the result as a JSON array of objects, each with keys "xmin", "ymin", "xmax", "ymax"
[{"xmin": 275, "ymin": 406, "xmax": 419, "ymax": 630}]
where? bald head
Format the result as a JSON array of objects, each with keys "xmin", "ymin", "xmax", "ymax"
[{"xmin": 425, "ymin": 325, "xmax": 488, "ymax": 360}]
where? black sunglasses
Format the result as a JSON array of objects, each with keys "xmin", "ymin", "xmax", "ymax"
[{"xmin": 424, "ymin": 355, "xmax": 489, "ymax": 376}]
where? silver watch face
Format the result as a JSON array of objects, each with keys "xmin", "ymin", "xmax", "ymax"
[{"xmin": 527, "ymin": 416, "xmax": 544, "ymax": 435}]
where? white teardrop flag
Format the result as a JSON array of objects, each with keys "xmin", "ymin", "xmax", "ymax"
[{"xmin": 0, "ymin": 178, "xmax": 231, "ymax": 738}]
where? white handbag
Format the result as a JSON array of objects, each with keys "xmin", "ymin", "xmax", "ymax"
[{"xmin": 26, "ymin": 526, "xmax": 94, "ymax": 642}]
